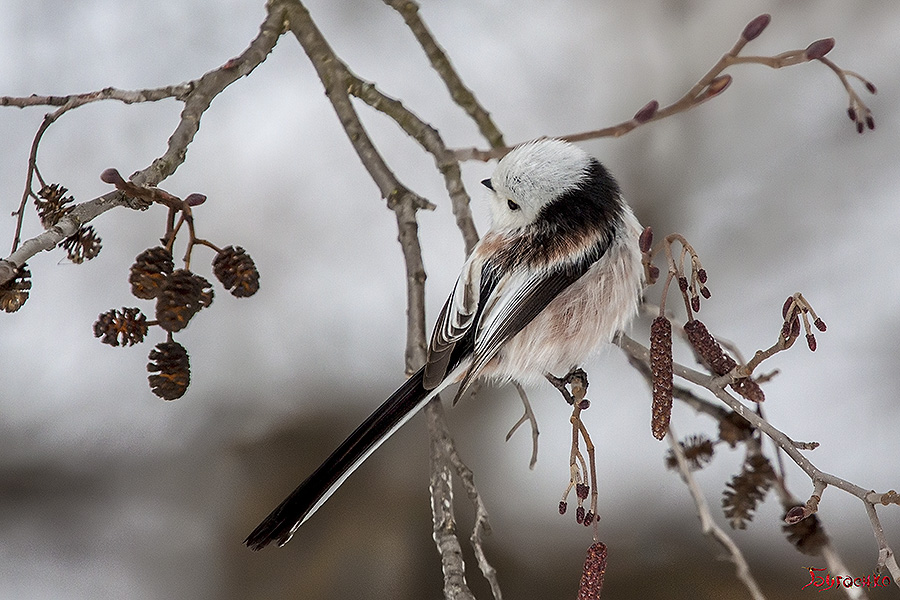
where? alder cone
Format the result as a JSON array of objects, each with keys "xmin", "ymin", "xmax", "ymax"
[
  {"xmin": 155, "ymin": 269, "xmax": 213, "ymax": 332},
  {"xmin": 147, "ymin": 341, "xmax": 190, "ymax": 400},
  {"xmin": 93, "ymin": 307, "xmax": 148, "ymax": 347},
  {"xmin": 129, "ymin": 247, "xmax": 174, "ymax": 300},
  {"xmin": 0, "ymin": 264, "xmax": 31, "ymax": 313},
  {"xmin": 213, "ymin": 246, "xmax": 260, "ymax": 298}
]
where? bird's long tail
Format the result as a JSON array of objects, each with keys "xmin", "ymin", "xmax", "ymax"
[{"xmin": 244, "ymin": 365, "xmax": 436, "ymax": 550}]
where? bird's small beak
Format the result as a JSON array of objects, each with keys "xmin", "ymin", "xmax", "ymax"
[{"xmin": 480, "ymin": 178, "xmax": 493, "ymax": 191}]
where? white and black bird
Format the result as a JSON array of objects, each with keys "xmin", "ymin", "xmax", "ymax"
[{"xmin": 245, "ymin": 138, "xmax": 644, "ymax": 550}]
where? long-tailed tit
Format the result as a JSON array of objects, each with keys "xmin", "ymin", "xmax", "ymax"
[{"xmin": 245, "ymin": 138, "xmax": 644, "ymax": 550}]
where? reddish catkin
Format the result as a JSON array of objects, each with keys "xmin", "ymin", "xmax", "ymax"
[
  {"xmin": 683, "ymin": 320, "xmax": 765, "ymax": 403},
  {"xmin": 578, "ymin": 542, "xmax": 608, "ymax": 600},
  {"xmin": 683, "ymin": 319, "xmax": 735, "ymax": 374},
  {"xmin": 650, "ymin": 316, "xmax": 674, "ymax": 440}
]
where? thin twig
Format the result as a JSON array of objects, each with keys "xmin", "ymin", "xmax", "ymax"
[
  {"xmin": 424, "ymin": 387, "xmax": 503, "ymax": 600},
  {"xmin": 667, "ymin": 427, "xmax": 767, "ymax": 600},
  {"xmin": 282, "ymin": 0, "xmax": 434, "ymax": 373},
  {"xmin": 381, "ymin": 0, "xmax": 506, "ymax": 150},
  {"xmin": 506, "ymin": 383, "xmax": 540, "ymax": 469},
  {"xmin": 863, "ymin": 501, "xmax": 900, "ymax": 583},
  {"xmin": 346, "ymin": 76, "xmax": 479, "ymax": 254},
  {"xmin": 426, "ymin": 398, "xmax": 478, "ymax": 600},
  {"xmin": 441, "ymin": 405, "xmax": 503, "ymax": 600}
]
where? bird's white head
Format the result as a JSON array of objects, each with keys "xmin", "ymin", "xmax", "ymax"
[{"xmin": 482, "ymin": 139, "xmax": 593, "ymax": 231}]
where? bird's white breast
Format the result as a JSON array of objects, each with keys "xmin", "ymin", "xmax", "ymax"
[{"xmin": 484, "ymin": 206, "xmax": 643, "ymax": 385}]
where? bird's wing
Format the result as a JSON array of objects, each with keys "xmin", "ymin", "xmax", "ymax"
[
  {"xmin": 454, "ymin": 243, "xmax": 608, "ymax": 400},
  {"xmin": 423, "ymin": 253, "xmax": 483, "ymax": 389}
]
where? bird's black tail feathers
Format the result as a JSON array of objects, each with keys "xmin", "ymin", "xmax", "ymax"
[{"xmin": 245, "ymin": 365, "xmax": 431, "ymax": 550}]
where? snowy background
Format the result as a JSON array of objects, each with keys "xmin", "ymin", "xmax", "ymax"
[{"xmin": 1, "ymin": 0, "xmax": 898, "ymax": 598}]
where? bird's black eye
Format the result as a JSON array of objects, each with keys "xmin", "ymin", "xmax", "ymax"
[
  {"xmin": 507, "ymin": 199, "xmax": 520, "ymax": 211},
  {"xmin": 481, "ymin": 178, "xmax": 494, "ymax": 191}
]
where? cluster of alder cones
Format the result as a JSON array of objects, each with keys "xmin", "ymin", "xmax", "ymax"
[
  {"xmin": 93, "ymin": 245, "xmax": 260, "ymax": 400},
  {"xmin": 0, "ymin": 184, "xmax": 104, "ymax": 313}
]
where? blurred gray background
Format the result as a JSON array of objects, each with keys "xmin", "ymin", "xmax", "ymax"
[{"xmin": 1, "ymin": 0, "xmax": 898, "ymax": 598}]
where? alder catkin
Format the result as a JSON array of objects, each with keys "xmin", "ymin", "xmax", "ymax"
[
  {"xmin": 683, "ymin": 319, "xmax": 765, "ymax": 403},
  {"xmin": 650, "ymin": 316, "xmax": 673, "ymax": 440},
  {"xmin": 578, "ymin": 542, "xmax": 608, "ymax": 600}
]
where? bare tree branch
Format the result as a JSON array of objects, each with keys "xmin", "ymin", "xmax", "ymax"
[
  {"xmin": 381, "ymin": 0, "xmax": 506, "ymax": 150},
  {"xmin": 280, "ymin": 0, "xmax": 433, "ymax": 373},
  {"xmin": 281, "ymin": 4, "xmax": 500, "ymax": 597},
  {"xmin": 618, "ymin": 332, "xmax": 899, "ymax": 590},
  {"xmin": 0, "ymin": 6, "xmax": 285, "ymax": 286},
  {"xmin": 451, "ymin": 14, "xmax": 876, "ymax": 162},
  {"xmin": 427, "ymin": 398, "xmax": 478, "ymax": 600},
  {"xmin": 346, "ymin": 77, "xmax": 479, "ymax": 254}
]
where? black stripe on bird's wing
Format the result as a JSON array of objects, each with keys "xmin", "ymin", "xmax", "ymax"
[
  {"xmin": 423, "ymin": 258, "xmax": 484, "ymax": 390},
  {"xmin": 245, "ymin": 365, "xmax": 430, "ymax": 551},
  {"xmin": 453, "ymin": 240, "xmax": 609, "ymax": 400},
  {"xmin": 423, "ymin": 296, "xmax": 455, "ymax": 389}
]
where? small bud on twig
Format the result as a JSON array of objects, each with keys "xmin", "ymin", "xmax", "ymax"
[
  {"xmin": 784, "ymin": 505, "xmax": 808, "ymax": 525},
  {"xmin": 782, "ymin": 296, "xmax": 794, "ymax": 319},
  {"xmin": 704, "ymin": 75, "xmax": 732, "ymax": 99},
  {"xmin": 741, "ymin": 14, "xmax": 771, "ymax": 42},
  {"xmin": 783, "ymin": 508, "xmax": 828, "ymax": 555},
  {"xmin": 805, "ymin": 38, "xmax": 835, "ymax": 61},
  {"xmin": 100, "ymin": 168, "xmax": 126, "ymax": 186},
  {"xmin": 633, "ymin": 100, "xmax": 659, "ymax": 124},
  {"xmin": 639, "ymin": 227, "xmax": 653, "ymax": 253},
  {"xmin": 185, "ymin": 193, "xmax": 207, "ymax": 206}
]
